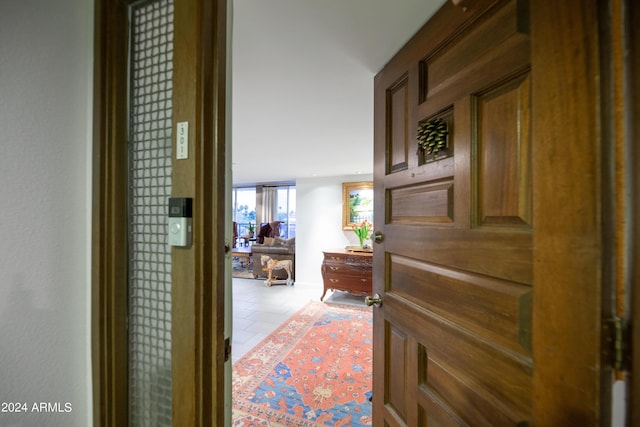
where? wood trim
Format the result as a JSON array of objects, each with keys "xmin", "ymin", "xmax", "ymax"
[
  {"xmin": 598, "ymin": 1, "xmax": 637, "ymax": 424},
  {"xmin": 92, "ymin": 0, "xmax": 129, "ymax": 425},
  {"xmin": 628, "ymin": 0, "xmax": 640, "ymax": 423},
  {"xmin": 531, "ymin": 1, "xmax": 609, "ymax": 424},
  {"xmin": 171, "ymin": 0, "xmax": 227, "ymax": 425},
  {"xmin": 92, "ymin": 0, "xmax": 227, "ymax": 425}
]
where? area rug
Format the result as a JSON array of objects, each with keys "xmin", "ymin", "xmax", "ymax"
[
  {"xmin": 232, "ymin": 256, "xmax": 255, "ymax": 279},
  {"xmin": 232, "ymin": 301, "xmax": 373, "ymax": 426}
]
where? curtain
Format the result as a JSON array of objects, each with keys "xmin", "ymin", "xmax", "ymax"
[{"xmin": 261, "ymin": 186, "xmax": 278, "ymax": 223}]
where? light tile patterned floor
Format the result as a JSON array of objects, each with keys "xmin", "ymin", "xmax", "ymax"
[
  {"xmin": 231, "ymin": 277, "xmax": 366, "ymax": 363},
  {"xmin": 231, "ymin": 277, "xmax": 321, "ymax": 363}
]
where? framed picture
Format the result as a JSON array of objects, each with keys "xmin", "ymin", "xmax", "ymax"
[{"xmin": 342, "ymin": 181, "xmax": 373, "ymax": 230}]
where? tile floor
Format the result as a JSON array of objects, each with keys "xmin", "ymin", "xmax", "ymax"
[
  {"xmin": 231, "ymin": 277, "xmax": 367, "ymax": 363},
  {"xmin": 231, "ymin": 277, "xmax": 321, "ymax": 363}
]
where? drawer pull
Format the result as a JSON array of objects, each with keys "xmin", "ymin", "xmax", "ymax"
[
  {"xmin": 330, "ymin": 266, "xmax": 340, "ymax": 271},
  {"xmin": 329, "ymin": 279, "xmax": 340, "ymax": 283}
]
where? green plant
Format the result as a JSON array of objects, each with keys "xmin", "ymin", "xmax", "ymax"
[
  {"xmin": 417, "ymin": 118, "xmax": 448, "ymax": 159},
  {"xmin": 247, "ymin": 222, "xmax": 255, "ymax": 233},
  {"xmin": 352, "ymin": 219, "xmax": 373, "ymax": 248}
]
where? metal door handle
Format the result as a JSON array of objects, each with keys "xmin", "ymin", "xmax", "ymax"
[
  {"xmin": 373, "ymin": 231, "xmax": 384, "ymax": 243},
  {"xmin": 365, "ymin": 293, "xmax": 382, "ymax": 307}
]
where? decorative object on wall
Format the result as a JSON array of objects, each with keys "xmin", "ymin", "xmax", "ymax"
[
  {"xmin": 417, "ymin": 117, "xmax": 449, "ymax": 160},
  {"xmin": 342, "ymin": 181, "xmax": 373, "ymax": 230}
]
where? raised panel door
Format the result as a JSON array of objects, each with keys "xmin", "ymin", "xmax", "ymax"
[{"xmin": 372, "ymin": 0, "xmax": 610, "ymax": 425}]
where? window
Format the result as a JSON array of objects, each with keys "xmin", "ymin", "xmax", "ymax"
[
  {"xmin": 232, "ymin": 184, "xmax": 295, "ymax": 238},
  {"xmin": 232, "ymin": 187, "xmax": 256, "ymax": 237},
  {"xmin": 277, "ymin": 186, "xmax": 296, "ymax": 238}
]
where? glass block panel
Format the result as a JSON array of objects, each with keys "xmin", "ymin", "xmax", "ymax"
[{"xmin": 128, "ymin": 1, "xmax": 174, "ymax": 425}]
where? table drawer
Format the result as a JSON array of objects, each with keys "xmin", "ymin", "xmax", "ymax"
[
  {"xmin": 324, "ymin": 275, "xmax": 371, "ymax": 294},
  {"xmin": 323, "ymin": 263, "xmax": 371, "ymax": 276},
  {"xmin": 324, "ymin": 274, "xmax": 371, "ymax": 287},
  {"xmin": 325, "ymin": 253, "xmax": 346, "ymax": 264}
]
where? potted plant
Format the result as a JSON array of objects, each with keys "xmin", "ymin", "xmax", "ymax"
[
  {"xmin": 353, "ymin": 219, "xmax": 373, "ymax": 249},
  {"xmin": 247, "ymin": 222, "xmax": 255, "ymax": 237}
]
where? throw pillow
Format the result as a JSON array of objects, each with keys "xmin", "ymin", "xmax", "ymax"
[
  {"xmin": 263, "ymin": 237, "xmax": 275, "ymax": 245},
  {"xmin": 272, "ymin": 237, "xmax": 286, "ymax": 246}
]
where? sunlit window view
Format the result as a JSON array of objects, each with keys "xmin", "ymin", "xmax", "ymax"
[
  {"xmin": 232, "ymin": 185, "xmax": 295, "ymax": 238},
  {"xmin": 232, "ymin": 187, "xmax": 256, "ymax": 238},
  {"xmin": 277, "ymin": 186, "xmax": 295, "ymax": 238}
]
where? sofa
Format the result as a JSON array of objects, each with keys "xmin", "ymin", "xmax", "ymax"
[{"xmin": 251, "ymin": 236, "xmax": 296, "ymax": 280}]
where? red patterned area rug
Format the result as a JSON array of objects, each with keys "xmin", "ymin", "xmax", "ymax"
[{"xmin": 232, "ymin": 301, "xmax": 373, "ymax": 426}]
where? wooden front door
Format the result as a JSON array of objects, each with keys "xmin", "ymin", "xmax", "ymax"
[{"xmin": 372, "ymin": 0, "xmax": 620, "ymax": 425}]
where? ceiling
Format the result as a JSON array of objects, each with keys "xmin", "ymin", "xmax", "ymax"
[{"xmin": 231, "ymin": 0, "xmax": 445, "ymax": 186}]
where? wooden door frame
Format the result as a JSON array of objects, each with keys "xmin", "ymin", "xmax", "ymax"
[
  {"xmin": 91, "ymin": 1, "xmax": 128, "ymax": 424},
  {"xmin": 91, "ymin": 0, "xmax": 228, "ymax": 425},
  {"xmin": 531, "ymin": 0, "xmax": 608, "ymax": 422},
  {"xmin": 628, "ymin": 0, "xmax": 640, "ymax": 423},
  {"xmin": 532, "ymin": 0, "xmax": 636, "ymax": 423}
]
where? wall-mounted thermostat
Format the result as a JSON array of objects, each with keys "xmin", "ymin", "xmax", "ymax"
[{"xmin": 168, "ymin": 197, "xmax": 192, "ymax": 247}]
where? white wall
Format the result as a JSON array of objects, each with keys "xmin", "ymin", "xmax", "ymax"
[
  {"xmin": 295, "ymin": 174, "xmax": 373, "ymax": 287},
  {"xmin": 0, "ymin": 0, "xmax": 93, "ymax": 425}
]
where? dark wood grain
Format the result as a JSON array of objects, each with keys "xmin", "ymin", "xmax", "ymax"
[
  {"xmin": 370, "ymin": 0, "xmax": 636, "ymax": 423},
  {"xmin": 629, "ymin": 0, "xmax": 640, "ymax": 423},
  {"xmin": 530, "ymin": 1, "xmax": 609, "ymax": 424},
  {"xmin": 172, "ymin": 0, "xmax": 227, "ymax": 425},
  {"xmin": 374, "ymin": 0, "xmax": 634, "ymax": 424},
  {"xmin": 91, "ymin": 0, "xmax": 130, "ymax": 425},
  {"xmin": 375, "ymin": 1, "xmax": 536, "ymax": 424}
]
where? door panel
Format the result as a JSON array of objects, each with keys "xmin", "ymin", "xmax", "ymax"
[
  {"xmin": 389, "ymin": 256, "xmax": 531, "ymax": 354},
  {"xmin": 374, "ymin": 1, "xmax": 536, "ymax": 425},
  {"xmin": 388, "ymin": 76, "xmax": 410, "ymax": 173},
  {"xmin": 374, "ymin": 0, "xmax": 616, "ymax": 425},
  {"xmin": 416, "ymin": 1, "xmax": 529, "ymax": 120},
  {"xmin": 476, "ymin": 74, "xmax": 532, "ymax": 227}
]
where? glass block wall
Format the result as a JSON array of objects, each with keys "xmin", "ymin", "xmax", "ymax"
[{"xmin": 128, "ymin": 1, "xmax": 174, "ymax": 425}]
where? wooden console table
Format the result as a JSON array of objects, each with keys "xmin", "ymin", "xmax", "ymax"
[{"xmin": 320, "ymin": 249, "xmax": 373, "ymax": 301}]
